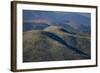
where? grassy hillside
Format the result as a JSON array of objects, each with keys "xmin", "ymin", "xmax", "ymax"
[{"xmin": 23, "ymin": 26, "xmax": 90, "ymax": 62}]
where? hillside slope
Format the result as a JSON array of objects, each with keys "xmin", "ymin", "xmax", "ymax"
[{"xmin": 23, "ymin": 26, "xmax": 90, "ymax": 62}]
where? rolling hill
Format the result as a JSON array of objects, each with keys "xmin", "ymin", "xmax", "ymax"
[{"xmin": 23, "ymin": 26, "xmax": 90, "ymax": 62}]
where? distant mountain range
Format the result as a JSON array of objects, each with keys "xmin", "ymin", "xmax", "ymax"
[{"xmin": 23, "ymin": 10, "xmax": 91, "ymax": 34}]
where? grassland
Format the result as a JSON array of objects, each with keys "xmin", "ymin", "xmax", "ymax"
[{"xmin": 23, "ymin": 26, "xmax": 90, "ymax": 62}]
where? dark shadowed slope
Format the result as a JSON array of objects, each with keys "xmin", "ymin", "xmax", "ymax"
[{"xmin": 41, "ymin": 31, "xmax": 89, "ymax": 58}]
